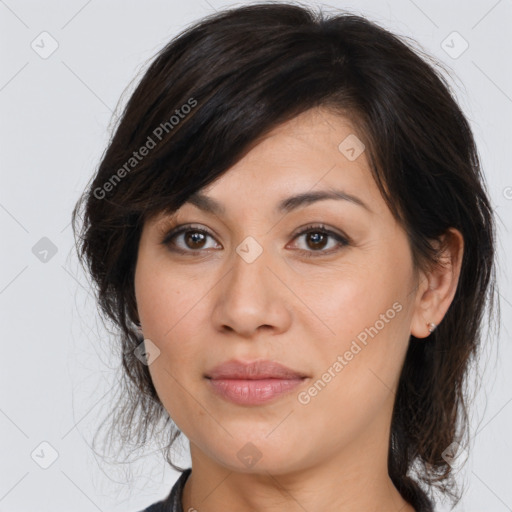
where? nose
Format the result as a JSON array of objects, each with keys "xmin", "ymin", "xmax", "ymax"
[{"xmin": 210, "ymin": 241, "xmax": 293, "ymax": 339}]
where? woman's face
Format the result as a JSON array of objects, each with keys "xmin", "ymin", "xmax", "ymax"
[{"xmin": 134, "ymin": 107, "xmax": 429, "ymax": 474}]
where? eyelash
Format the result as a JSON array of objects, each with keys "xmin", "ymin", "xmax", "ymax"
[{"xmin": 160, "ymin": 223, "xmax": 350, "ymax": 258}]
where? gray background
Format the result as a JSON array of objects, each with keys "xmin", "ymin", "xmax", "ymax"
[{"xmin": 1, "ymin": 0, "xmax": 511, "ymax": 511}]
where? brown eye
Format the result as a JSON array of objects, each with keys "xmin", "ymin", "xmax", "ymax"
[
  {"xmin": 305, "ymin": 231, "xmax": 329, "ymax": 250},
  {"xmin": 161, "ymin": 225, "xmax": 221, "ymax": 254},
  {"xmin": 290, "ymin": 224, "xmax": 349, "ymax": 258},
  {"xmin": 184, "ymin": 231, "xmax": 207, "ymax": 249},
  {"xmin": 161, "ymin": 223, "xmax": 349, "ymax": 258}
]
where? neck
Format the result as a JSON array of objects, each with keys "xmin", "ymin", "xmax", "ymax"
[{"xmin": 181, "ymin": 437, "xmax": 415, "ymax": 512}]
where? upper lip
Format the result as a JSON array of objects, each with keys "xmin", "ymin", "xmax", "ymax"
[{"xmin": 205, "ymin": 359, "xmax": 307, "ymax": 380}]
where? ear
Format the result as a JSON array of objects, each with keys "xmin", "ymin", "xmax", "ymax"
[{"xmin": 410, "ymin": 228, "xmax": 464, "ymax": 339}]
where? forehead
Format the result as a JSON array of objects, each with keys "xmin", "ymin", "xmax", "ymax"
[
  {"xmin": 150, "ymin": 107, "xmax": 385, "ymax": 224},
  {"xmin": 196, "ymin": 109, "xmax": 377, "ymax": 203}
]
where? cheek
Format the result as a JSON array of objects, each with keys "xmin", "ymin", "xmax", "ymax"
[
  {"xmin": 143, "ymin": 314, "xmax": 206, "ymax": 436},
  {"xmin": 147, "ymin": 352, "xmax": 202, "ymax": 436},
  {"xmin": 134, "ymin": 252, "xmax": 197, "ymax": 342},
  {"xmin": 300, "ymin": 251, "xmax": 414, "ymax": 410},
  {"xmin": 135, "ymin": 257, "xmax": 212, "ymax": 432},
  {"xmin": 300, "ymin": 254, "xmax": 410, "ymax": 345},
  {"xmin": 294, "ymin": 295, "xmax": 410, "ymax": 450}
]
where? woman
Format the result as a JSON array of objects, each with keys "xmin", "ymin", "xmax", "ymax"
[{"xmin": 72, "ymin": 2, "xmax": 498, "ymax": 511}]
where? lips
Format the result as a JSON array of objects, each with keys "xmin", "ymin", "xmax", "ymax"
[
  {"xmin": 205, "ymin": 359, "xmax": 308, "ymax": 405},
  {"xmin": 205, "ymin": 359, "xmax": 307, "ymax": 380}
]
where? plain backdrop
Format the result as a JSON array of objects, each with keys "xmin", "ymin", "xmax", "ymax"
[{"xmin": 1, "ymin": 0, "xmax": 511, "ymax": 511}]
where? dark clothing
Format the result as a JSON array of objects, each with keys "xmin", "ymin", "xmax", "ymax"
[
  {"xmin": 138, "ymin": 468, "xmax": 191, "ymax": 512},
  {"xmin": 137, "ymin": 467, "xmax": 434, "ymax": 511}
]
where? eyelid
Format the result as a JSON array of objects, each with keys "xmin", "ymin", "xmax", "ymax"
[
  {"xmin": 288, "ymin": 223, "xmax": 350, "ymax": 257},
  {"xmin": 160, "ymin": 223, "xmax": 219, "ymax": 247},
  {"xmin": 289, "ymin": 223, "xmax": 349, "ymax": 243}
]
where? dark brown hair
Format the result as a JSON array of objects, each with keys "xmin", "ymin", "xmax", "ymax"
[{"xmin": 72, "ymin": 2, "xmax": 498, "ymax": 510}]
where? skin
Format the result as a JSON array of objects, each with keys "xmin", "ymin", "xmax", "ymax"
[{"xmin": 134, "ymin": 107, "xmax": 464, "ymax": 512}]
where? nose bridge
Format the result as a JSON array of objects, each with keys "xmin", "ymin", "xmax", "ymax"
[
  {"xmin": 228, "ymin": 234, "xmax": 273, "ymax": 302},
  {"xmin": 211, "ymin": 233, "xmax": 291, "ymax": 335}
]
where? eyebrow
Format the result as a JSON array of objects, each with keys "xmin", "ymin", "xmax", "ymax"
[{"xmin": 185, "ymin": 189, "xmax": 372, "ymax": 216}]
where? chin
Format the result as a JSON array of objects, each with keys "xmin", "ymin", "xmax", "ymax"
[{"xmin": 207, "ymin": 439, "xmax": 310, "ymax": 475}]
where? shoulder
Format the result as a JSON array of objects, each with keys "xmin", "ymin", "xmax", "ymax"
[{"xmin": 135, "ymin": 468, "xmax": 192, "ymax": 512}]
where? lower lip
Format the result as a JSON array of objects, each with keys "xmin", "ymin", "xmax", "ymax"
[{"xmin": 207, "ymin": 377, "xmax": 305, "ymax": 405}]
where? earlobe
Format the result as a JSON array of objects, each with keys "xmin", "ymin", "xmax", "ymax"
[{"xmin": 410, "ymin": 228, "xmax": 464, "ymax": 339}]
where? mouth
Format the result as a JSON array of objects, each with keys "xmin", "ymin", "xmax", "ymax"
[
  {"xmin": 205, "ymin": 358, "xmax": 307, "ymax": 380},
  {"xmin": 205, "ymin": 359, "xmax": 308, "ymax": 405}
]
